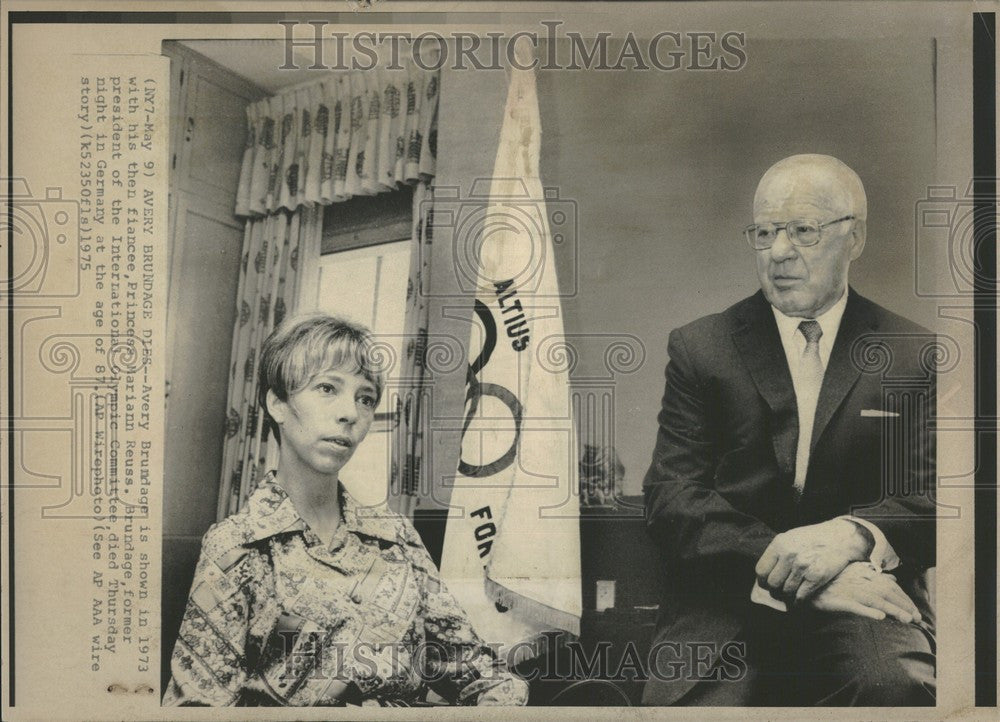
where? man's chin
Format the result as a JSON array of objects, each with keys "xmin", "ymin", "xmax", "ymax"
[{"xmin": 763, "ymin": 288, "xmax": 812, "ymax": 317}]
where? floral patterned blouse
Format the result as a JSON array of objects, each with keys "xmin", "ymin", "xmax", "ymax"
[{"xmin": 162, "ymin": 472, "xmax": 528, "ymax": 706}]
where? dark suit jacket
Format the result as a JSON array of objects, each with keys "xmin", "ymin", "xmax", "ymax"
[{"xmin": 642, "ymin": 288, "xmax": 937, "ymax": 705}]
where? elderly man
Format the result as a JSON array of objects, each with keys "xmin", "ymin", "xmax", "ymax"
[{"xmin": 642, "ymin": 155, "xmax": 936, "ymax": 706}]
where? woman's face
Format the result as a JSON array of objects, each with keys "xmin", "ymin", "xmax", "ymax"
[{"xmin": 267, "ymin": 365, "xmax": 378, "ymax": 478}]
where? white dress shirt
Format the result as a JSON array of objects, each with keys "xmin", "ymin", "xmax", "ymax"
[
  {"xmin": 751, "ymin": 291, "xmax": 899, "ymax": 611},
  {"xmin": 771, "ymin": 290, "xmax": 847, "ymax": 397}
]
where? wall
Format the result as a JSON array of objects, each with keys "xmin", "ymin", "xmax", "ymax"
[{"xmin": 533, "ymin": 37, "xmax": 940, "ymax": 495}]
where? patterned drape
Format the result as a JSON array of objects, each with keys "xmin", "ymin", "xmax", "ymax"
[
  {"xmin": 390, "ymin": 181, "xmax": 435, "ymax": 517},
  {"xmin": 218, "ymin": 52, "xmax": 440, "ymax": 520},
  {"xmin": 216, "ymin": 207, "xmax": 323, "ymax": 520},
  {"xmin": 235, "ymin": 59, "xmax": 439, "ymax": 217}
]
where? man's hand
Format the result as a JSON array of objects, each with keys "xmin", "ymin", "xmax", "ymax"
[
  {"xmin": 807, "ymin": 561, "xmax": 922, "ymax": 623},
  {"xmin": 755, "ymin": 518, "xmax": 872, "ymax": 603}
]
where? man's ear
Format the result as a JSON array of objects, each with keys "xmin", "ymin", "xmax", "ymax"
[
  {"xmin": 848, "ymin": 218, "xmax": 867, "ymax": 261},
  {"xmin": 266, "ymin": 389, "xmax": 288, "ymax": 426}
]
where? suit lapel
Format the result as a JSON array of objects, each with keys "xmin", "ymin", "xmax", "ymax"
[
  {"xmin": 810, "ymin": 290, "xmax": 876, "ymax": 454},
  {"xmin": 731, "ymin": 292, "xmax": 798, "ymax": 477}
]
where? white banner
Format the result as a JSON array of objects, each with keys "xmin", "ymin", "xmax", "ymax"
[{"xmin": 439, "ymin": 40, "xmax": 582, "ymax": 660}]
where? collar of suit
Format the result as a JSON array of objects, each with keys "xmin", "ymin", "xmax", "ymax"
[
  {"xmin": 771, "ymin": 289, "xmax": 849, "ymax": 372},
  {"xmin": 731, "ymin": 286, "xmax": 878, "ymax": 478}
]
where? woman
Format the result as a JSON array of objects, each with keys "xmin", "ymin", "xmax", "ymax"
[{"xmin": 163, "ymin": 313, "xmax": 528, "ymax": 706}]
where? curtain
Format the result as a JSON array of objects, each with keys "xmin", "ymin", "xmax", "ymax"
[
  {"xmin": 218, "ymin": 48, "xmax": 440, "ymax": 519},
  {"xmin": 216, "ymin": 207, "xmax": 323, "ymax": 519},
  {"xmin": 235, "ymin": 57, "xmax": 439, "ymax": 218},
  {"xmin": 390, "ymin": 181, "xmax": 435, "ymax": 516}
]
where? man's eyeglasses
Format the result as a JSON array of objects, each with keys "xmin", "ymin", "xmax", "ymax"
[{"xmin": 743, "ymin": 216, "xmax": 856, "ymax": 250}]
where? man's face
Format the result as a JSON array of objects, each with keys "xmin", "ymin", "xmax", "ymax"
[{"xmin": 753, "ymin": 169, "xmax": 865, "ymax": 318}]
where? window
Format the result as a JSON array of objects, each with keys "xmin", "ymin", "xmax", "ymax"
[{"xmin": 310, "ymin": 239, "xmax": 412, "ymax": 505}]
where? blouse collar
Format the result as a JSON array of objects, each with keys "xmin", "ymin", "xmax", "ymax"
[{"xmin": 243, "ymin": 470, "xmax": 405, "ymax": 547}]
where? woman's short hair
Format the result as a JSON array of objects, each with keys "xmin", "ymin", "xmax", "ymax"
[{"xmin": 257, "ymin": 313, "xmax": 386, "ymax": 442}]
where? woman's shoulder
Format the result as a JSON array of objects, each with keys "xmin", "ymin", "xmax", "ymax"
[
  {"xmin": 197, "ymin": 480, "xmax": 298, "ymax": 566},
  {"xmin": 197, "ymin": 506, "xmax": 263, "ymax": 570}
]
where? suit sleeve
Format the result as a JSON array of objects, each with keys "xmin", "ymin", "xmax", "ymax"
[
  {"xmin": 643, "ymin": 328, "xmax": 777, "ymax": 572},
  {"xmin": 850, "ymin": 346, "xmax": 937, "ymax": 570}
]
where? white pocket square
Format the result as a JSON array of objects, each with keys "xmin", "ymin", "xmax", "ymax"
[{"xmin": 860, "ymin": 409, "xmax": 900, "ymax": 418}]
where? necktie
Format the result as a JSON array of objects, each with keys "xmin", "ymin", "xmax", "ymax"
[{"xmin": 794, "ymin": 320, "xmax": 824, "ymax": 491}]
